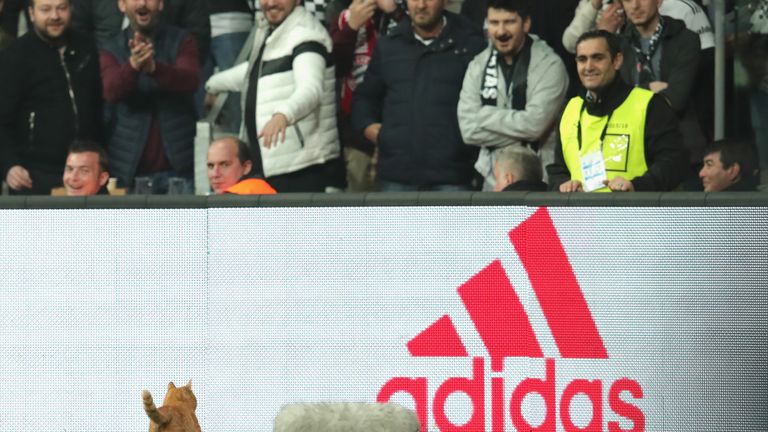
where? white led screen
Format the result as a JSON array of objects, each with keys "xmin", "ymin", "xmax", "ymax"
[{"xmin": 0, "ymin": 206, "xmax": 765, "ymax": 432}]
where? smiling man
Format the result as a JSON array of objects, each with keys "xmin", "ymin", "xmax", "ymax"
[
  {"xmin": 63, "ymin": 141, "xmax": 110, "ymax": 196},
  {"xmin": 205, "ymin": 0, "xmax": 341, "ymax": 193},
  {"xmin": 699, "ymin": 141, "xmax": 758, "ymax": 192},
  {"xmin": 458, "ymin": 0, "xmax": 567, "ymax": 191},
  {"xmin": 0, "ymin": 0, "xmax": 103, "ymax": 195},
  {"xmin": 546, "ymin": 30, "xmax": 687, "ymax": 193},
  {"xmin": 99, "ymin": 0, "xmax": 199, "ymax": 194}
]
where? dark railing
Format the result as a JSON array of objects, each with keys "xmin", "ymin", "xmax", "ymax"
[{"xmin": 1, "ymin": 192, "xmax": 768, "ymax": 209}]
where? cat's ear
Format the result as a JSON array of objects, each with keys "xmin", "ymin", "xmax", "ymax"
[
  {"xmin": 186, "ymin": 379, "xmax": 192, "ymax": 388},
  {"xmin": 168, "ymin": 382, "xmax": 176, "ymax": 390}
]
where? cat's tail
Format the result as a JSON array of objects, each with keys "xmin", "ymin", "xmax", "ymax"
[{"xmin": 143, "ymin": 390, "xmax": 170, "ymax": 426}]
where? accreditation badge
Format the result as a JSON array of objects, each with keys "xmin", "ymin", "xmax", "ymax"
[{"xmin": 580, "ymin": 151, "xmax": 608, "ymax": 192}]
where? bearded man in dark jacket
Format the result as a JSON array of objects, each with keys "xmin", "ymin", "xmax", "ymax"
[{"xmin": 0, "ymin": 0, "xmax": 103, "ymax": 194}]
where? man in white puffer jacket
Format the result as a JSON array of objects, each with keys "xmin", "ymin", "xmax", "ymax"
[{"xmin": 206, "ymin": 0, "xmax": 340, "ymax": 192}]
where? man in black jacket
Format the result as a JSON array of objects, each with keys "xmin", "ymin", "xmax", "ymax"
[
  {"xmin": 547, "ymin": 30, "xmax": 688, "ymax": 192},
  {"xmin": 619, "ymin": 0, "xmax": 705, "ymax": 188},
  {"xmin": 352, "ymin": 0, "xmax": 485, "ymax": 191},
  {"xmin": 0, "ymin": 0, "xmax": 103, "ymax": 194}
]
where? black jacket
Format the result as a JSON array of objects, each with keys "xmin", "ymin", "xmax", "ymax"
[
  {"xmin": 351, "ymin": 12, "xmax": 485, "ymax": 187},
  {"xmin": 547, "ymin": 78, "xmax": 689, "ymax": 192},
  {"xmin": 620, "ymin": 16, "xmax": 705, "ymax": 164},
  {"xmin": 0, "ymin": 30, "xmax": 103, "ymax": 182},
  {"xmin": 71, "ymin": 0, "xmax": 211, "ymax": 57}
]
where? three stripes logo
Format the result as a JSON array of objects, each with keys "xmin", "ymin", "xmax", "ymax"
[{"xmin": 378, "ymin": 208, "xmax": 645, "ymax": 432}]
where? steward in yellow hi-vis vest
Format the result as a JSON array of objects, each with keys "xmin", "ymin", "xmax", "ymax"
[
  {"xmin": 547, "ymin": 30, "xmax": 688, "ymax": 193},
  {"xmin": 559, "ymin": 88, "xmax": 653, "ymax": 192}
]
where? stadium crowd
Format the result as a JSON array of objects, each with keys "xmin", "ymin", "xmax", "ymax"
[{"xmin": 0, "ymin": 0, "xmax": 764, "ymax": 196}]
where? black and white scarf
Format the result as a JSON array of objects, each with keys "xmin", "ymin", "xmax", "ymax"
[
  {"xmin": 480, "ymin": 35, "xmax": 532, "ymax": 110},
  {"xmin": 631, "ymin": 17, "xmax": 664, "ymax": 85}
]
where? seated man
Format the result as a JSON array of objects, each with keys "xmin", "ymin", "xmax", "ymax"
[
  {"xmin": 493, "ymin": 146, "xmax": 547, "ymax": 191},
  {"xmin": 207, "ymin": 136, "xmax": 276, "ymax": 195},
  {"xmin": 63, "ymin": 141, "xmax": 110, "ymax": 196},
  {"xmin": 699, "ymin": 141, "xmax": 758, "ymax": 192}
]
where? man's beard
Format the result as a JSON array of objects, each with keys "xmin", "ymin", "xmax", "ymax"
[
  {"xmin": 131, "ymin": 12, "xmax": 159, "ymax": 38},
  {"xmin": 33, "ymin": 23, "xmax": 68, "ymax": 46}
]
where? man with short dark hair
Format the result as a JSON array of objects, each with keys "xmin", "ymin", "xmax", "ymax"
[
  {"xmin": 699, "ymin": 141, "xmax": 758, "ymax": 192},
  {"xmin": 547, "ymin": 30, "xmax": 687, "ymax": 192},
  {"xmin": 0, "ymin": 0, "xmax": 103, "ymax": 195},
  {"xmin": 458, "ymin": 0, "xmax": 567, "ymax": 191},
  {"xmin": 207, "ymin": 136, "xmax": 277, "ymax": 195},
  {"xmin": 100, "ymin": 0, "xmax": 200, "ymax": 194},
  {"xmin": 352, "ymin": 0, "xmax": 485, "ymax": 191},
  {"xmin": 206, "ymin": 0, "xmax": 341, "ymax": 193},
  {"xmin": 493, "ymin": 147, "xmax": 547, "ymax": 191},
  {"xmin": 63, "ymin": 141, "xmax": 110, "ymax": 196}
]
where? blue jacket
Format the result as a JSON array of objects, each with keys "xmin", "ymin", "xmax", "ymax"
[
  {"xmin": 351, "ymin": 12, "xmax": 485, "ymax": 187},
  {"xmin": 102, "ymin": 26, "xmax": 197, "ymax": 184}
]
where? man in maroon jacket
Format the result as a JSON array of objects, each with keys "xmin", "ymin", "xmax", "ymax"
[{"xmin": 99, "ymin": 0, "xmax": 199, "ymax": 193}]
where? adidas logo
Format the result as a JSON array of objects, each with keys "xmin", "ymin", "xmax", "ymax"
[{"xmin": 377, "ymin": 208, "xmax": 645, "ymax": 432}]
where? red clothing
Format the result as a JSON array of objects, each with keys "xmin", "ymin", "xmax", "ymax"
[
  {"xmin": 99, "ymin": 35, "xmax": 199, "ymax": 174},
  {"xmin": 224, "ymin": 178, "xmax": 278, "ymax": 195},
  {"xmin": 331, "ymin": 10, "xmax": 379, "ymax": 116}
]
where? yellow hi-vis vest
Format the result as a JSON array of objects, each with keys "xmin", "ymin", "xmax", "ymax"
[{"xmin": 559, "ymin": 87, "xmax": 654, "ymax": 192}]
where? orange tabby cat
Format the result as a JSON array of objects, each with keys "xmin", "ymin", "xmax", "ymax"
[{"xmin": 143, "ymin": 380, "xmax": 201, "ymax": 432}]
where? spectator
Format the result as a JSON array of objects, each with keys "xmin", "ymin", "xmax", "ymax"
[
  {"xmin": 63, "ymin": 140, "xmax": 110, "ymax": 196},
  {"xmin": 461, "ymin": 0, "xmax": 580, "ymax": 97},
  {"xmin": 71, "ymin": 0, "xmax": 210, "ymax": 58},
  {"xmin": 0, "ymin": 0, "xmax": 103, "ymax": 195},
  {"xmin": 458, "ymin": 0, "xmax": 568, "ymax": 191},
  {"xmin": 562, "ymin": 0, "xmax": 714, "ymax": 54},
  {"xmin": 547, "ymin": 30, "xmax": 687, "ymax": 192},
  {"xmin": 205, "ymin": 0, "xmax": 341, "ymax": 193},
  {"xmin": 327, "ymin": 0, "xmax": 405, "ymax": 191},
  {"xmin": 204, "ymin": 0, "xmax": 254, "ymax": 133},
  {"xmin": 493, "ymin": 146, "xmax": 547, "ymax": 191},
  {"xmin": 100, "ymin": 0, "xmax": 199, "ymax": 194},
  {"xmin": 352, "ymin": 0, "xmax": 485, "ymax": 191},
  {"xmin": 699, "ymin": 141, "xmax": 758, "ymax": 192},
  {"xmin": 618, "ymin": 0, "xmax": 705, "ymax": 188},
  {"xmin": 207, "ymin": 136, "xmax": 276, "ymax": 195}
]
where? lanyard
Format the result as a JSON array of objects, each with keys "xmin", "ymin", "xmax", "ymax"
[{"xmin": 576, "ymin": 103, "xmax": 613, "ymax": 151}]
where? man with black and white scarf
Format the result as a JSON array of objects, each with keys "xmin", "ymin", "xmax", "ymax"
[{"xmin": 457, "ymin": 0, "xmax": 568, "ymax": 191}]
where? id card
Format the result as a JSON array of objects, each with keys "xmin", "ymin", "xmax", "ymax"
[{"xmin": 580, "ymin": 151, "xmax": 608, "ymax": 192}]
